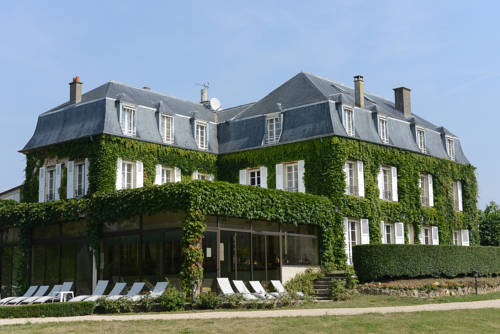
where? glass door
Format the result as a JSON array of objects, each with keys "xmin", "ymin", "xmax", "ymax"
[{"xmin": 219, "ymin": 231, "xmax": 251, "ymax": 280}]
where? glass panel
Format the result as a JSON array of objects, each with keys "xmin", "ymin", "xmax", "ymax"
[
  {"xmin": 31, "ymin": 245, "xmax": 45, "ymax": 285},
  {"xmin": 102, "ymin": 237, "xmax": 121, "ymax": 284},
  {"xmin": 45, "ymin": 245, "xmax": 59, "ymax": 285},
  {"xmin": 281, "ymin": 224, "xmax": 300, "ymax": 234},
  {"xmin": 252, "ymin": 234, "xmax": 266, "ymax": 281},
  {"xmin": 61, "ymin": 220, "xmax": 86, "ymax": 237},
  {"xmin": 220, "ymin": 217, "xmax": 250, "ymax": 230},
  {"xmin": 202, "ymin": 231, "xmax": 217, "ymax": 291},
  {"xmin": 1, "ymin": 247, "xmax": 13, "ymax": 297},
  {"xmin": 267, "ymin": 235, "xmax": 281, "ymax": 280},
  {"xmin": 236, "ymin": 232, "xmax": 251, "ymax": 281},
  {"xmin": 283, "ymin": 235, "xmax": 318, "ymax": 265},
  {"xmin": 143, "ymin": 212, "xmax": 184, "ymax": 230},
  {"xmin": 142, "ymin": 232, "xmax": 162, "ymax": 284},
  {"xmin": 205, "ymin": 215, "xmax": 217, "ymax": 229},
  {"xmin": 121, "ymin": 235, "xmax": 140, "ymax": 284},
  {"xmin": 32, "ymin": 224, "xmax": 60, "ymax": 240},
  {"xmin": 103, "ymin": 216, "xmax": 140, "ymax": 233},
  {"xmin": 1, "ymin": 228, "xmax": 19, "ymax": 244},
  {"xmin": 220, "ymin": 231, "xmax": 235, "ymax": 280},
  {"xmin": 164, "ymin": 230, "xmax": 182, "ymax": 289},
  {"xmin": 61, "ymin": 243, "xmax": 76, "ymax": 284},
  {"xmin": 75, "ymin": 242, "xmax": 92, "ymax": 295},
  {"xmin": 253, "ymin": 220, "xmax": 279, "ymax": 232}
]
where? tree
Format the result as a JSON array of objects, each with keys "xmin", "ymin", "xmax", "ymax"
[{"xmin": 480, "ymin": 201, "xmax": 500, "ymax": 246}]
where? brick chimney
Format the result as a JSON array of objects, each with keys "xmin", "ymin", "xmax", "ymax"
[
  {"xmin": 69, "ymin": 76, "xmax": 82, "ymax": 104},
  {"xmin": 393, "ymin": 87, "xmax": 411, "ymax": 117},
  {"xmin": 354, "ymin": 75, "xmax": 364, "ymax": 108}
]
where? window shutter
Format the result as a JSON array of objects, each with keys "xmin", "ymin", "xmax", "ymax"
[
  {"xmin": 457, "ymin": 181, "xmax": 463, "ymax": 211},
  {"xmin": 395, "ymin": 222, "xmax": 405, "ymax": 244},
  {"xmin": 418, "ymin": 228, "xmax": 425, "ymax": 244},
  {"xmin": 116, "ymin": 158, "xmax": 122, "ymax": 190},
  {"xmin": 38, "ymin": 167, "xmax": 46, "ymax": 203},
  {"xmin": 391, "ymin": 166, "xmax": 398, "ymax": 202},
  {"xmin": 275, "ymin": 164, "xmax": 284, "ymax": 190},
  {"xmin": 119, "ymin": 104, "xmax": 124, "ymax": 133},
  {"xmin": 428, "ymin": 174, "xmax": 434, "ymax": 207},
  {"xmin": 55, "ymin": 163, "xmax": 62, "ymax": 200},
  {"xmin": 297, "ymin": 160, "xmax": 305, "ymax": 193},
  {"xmin": 136, "ymin": 161, "xmax": 144, "ymax": 188},
  {"xmin": 461, "ymin": 229, "xmax": 470, "ymax": 246},
  {"xmin": 342, "ymin": 109, "xmax": 346, "ymax": 134},
  {"xmin": 380, "ymin": 221, "xmax": 385, "ymax": 244},
  {"xmin": 158, "ymin": 113, "xmax": 163, "ymax": 142},
  {"xmin": 239, "ymin": 169, "xmax": 247, "ymax": 185},
  {"xmin": 378, "ymin": 167, "xmax": 384, "ymax": 199},
  {"xmin": 344, "ymin": 163, "xmax": 349, "ymax": 194},
  {"xmin": 174, "ymin": 167, "xmax": 182, "ymax": 182},
  {"xmin": 133, "ymin": 110, "xmax": 137, "ymax": 136},
  {"xmin": 192, "ymin": 170, "xmax": 199, "ymax": 180},
  {"xmin": 343, "ymin": 217, "xmax": 350, "ymax": 265},
  {"xmin": 171, "ymin": 117, "xmax": 175, "ymax": 144},
  {"xmin": 360, "ymin": 219, "xmax": 370, "ymax": 244},
  {"xmin": 66, "ymin": 161, "xmax": 74, "ymax": 199},
  {"xmin": 84, "ymin": 158, "xmax": 89, "ymax": 195},
  {"xmin": 357, "ymin": 160, "xmax": 365, "ymax": 198},
  {"xmin": 431, "ymin": 226, "xmax": 439, "ymax": 245},
  {"xmin": 260, "ymin": 166, "xmax": 268, "ymax": 188},
  {"xmin": 154, "ymin": 164, "xmax": 162, "ymax": 185}
]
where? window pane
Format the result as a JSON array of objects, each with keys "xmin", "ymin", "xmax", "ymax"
[
  {"xmin": 1, "ymin": 228, "xmax": 19, "ymax": 244},
  {"xmin": 143, "ymin": 212, "xmax": 184, "ymax": 230},
  {"xmin": 45, "ymin": 245, "xmax": 59, "ymax": 286},
  {"xmin": 284, "ymin": 235, "xmax": 318, "ymax": 265},
  {"xmin": 252, "ymin": 234, "xmax": 266, "ymax": 281},
  {"xmin": 142, "ymin": 232, "xmax": 162, "ymax": 283},
  {"xmin": 267, "ymin": 235, "xmax": 281, "ymax": 280},
  {"xmin": 75, "ymin": 242, "xmax": 92, "ymax": 295},
  {"xmin": 31, "ymin": 245, "xmax": 45, "ymax": 285},
  {"xmin": 102, "ymin": 237, "xmax": 120, "ymax": 284},
  {"xmin": 60, "ymin": 243, "xmax": 76, "ymax": 284},
  {"xmin": 253, "ymin": 220, "xmax": 279, "ymax": 232},
  {"xmin": 121, "ymin": 235, "xmax": 140, "ymax": 284},
  {"xmin": 61, "ymin": 220, "xmax": 86, "ymax": 237},
  {"xmin": 1, "ymin": 247, "xmax": 13, "ymax": 297},
  {"xmin": 205, "ymin": 215, "xmax": 217, "ymax": 229},
  {"xmin": 33, "ymin": 224, "xmax": 60, "ymax": 240},
  {"xmin": 221, "ymin": 217, "xmax": 251, "ymax": 230},
  {"xmin": 202, "ymin": 231, "xmax": 217, "ymax": 291},
  {"xmin": 103, "ymin": 216, "xmax": 140, "ymax": 232},
  {"xmin": 164, "ymin": 230, "xmax": 182, "ymax": 275}
]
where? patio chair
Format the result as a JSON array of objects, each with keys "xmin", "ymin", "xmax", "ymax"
[
  {"xmin": 107, "ymin": 282, "xmax": 145, "ymax": 301},
  {"xmin": 128, "ymin": 281, "xmax": 168, "ymax": 301},
  {"xmin": 84, "ymin": 282, "xmax": 127, "ymax": 302},
  {"xmin": 248, "ymin": 281, "xmax": 276, "ymax": 299},
  {"xmin": 69, "ymin": 280, "xmax": 109, "ymax": 302},
  {"xmin": 217, "ymin": 278, "xmax": 258, "ymax": 301},
  {"xmin": 33, "ymin": 281, "xmax": 73, "ymax": 304},
  {"xmin": 233, "ymin": 280, "xmax": 267, "ymax": 300},
  {"xmin": 0, "ymin": 285, "xmax": 37, "ymax": 305},
  {"xmin": 8, "ymin": 285, "xmax": 49, "ymax": 305},
  {"xmin": 22, "ymin": 285, "xmax": 62, "ymax": 304},
  {"xmin": 270, "ymin": 280, "xmax": 304, "ymax": 298}
]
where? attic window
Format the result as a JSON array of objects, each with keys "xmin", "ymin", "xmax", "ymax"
[
  {"xmin": 343, "ymin": 107, "xmax": 354, "ymax": 137},
  {"xmin": 160, "ymin": 114, "xmax": 174, "ymax": 144},
  {"xmin": 265, "ymin": 114, "xmax": 282, "ymax": 144},
  {"xmin": 378, "ymin": 117, "xmax": 388, "ymax": 143},
  {"xmin": 120, "ymin": 104, "xmax": 136, "ymax": 136},
  {"xmin": 446, "ymin": 136, "xmax": 455, "ymax": 160},
  {"xmin": 195, "ymin": 121, "xmax": 208, "ymax": 150},
  {"xmin": 417, "ymin": 127, "xmax": 426, "ymax": 153}
]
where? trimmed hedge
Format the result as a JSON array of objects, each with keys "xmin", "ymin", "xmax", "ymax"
[
  {"xmin": 353, "ymin": 245, "xmax": 500, "ymax": 282},
  {"xmin": 0, "ymin": 301, "xmax": 95, "ymax": 319}
]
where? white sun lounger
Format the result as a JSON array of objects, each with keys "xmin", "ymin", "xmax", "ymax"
[
  {"xmin": 33, "ymin": 282, "xmax": 73, "ymax": 304},
  {"xmin": 8, "ymin": 285, "xmax": 49, "ymax": 305},
  {"xmin": 0, "ymin": 286, "xmax": 37, "ymax": 305},
  {"xmin": 69, "ymin": 280, "xmax": 109, "ymax": 302},
  {"xmin": 23, "ymin": 285, "xmax": 62, "ymax": 304},
  {"xmin": 249, "ymin": 281, "xmax": 277, "ymax": 299},
  {"xmin": 233, "ymin": 280, "xmax": 267, "ymax": 300},
  {"xmin": 128, "ymin": 281, "xmax": 168, "ymax": 301},
  {"xmin": 84, "ymin": 282, "xmax": 127, "ymax": 302},
  {"xmin": 217, "ymin": 278, "xmax": 258, "ymax": 301},
  {"xmin": 270, "ymin": 280, "xmax": 304, "ymax": 298},
  {"xmin": 107, "ymin": 282, "xmax": 145, "ymax": 301}
]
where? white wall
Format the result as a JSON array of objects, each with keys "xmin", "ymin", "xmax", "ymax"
[{"xmin": 281, "ymin": 265, "xmax": 320, "ymax": 284}]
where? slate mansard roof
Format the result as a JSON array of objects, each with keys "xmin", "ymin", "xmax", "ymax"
[{"xmin": 22, "ymin": 72, "xmax": 469, "ymax": 164}]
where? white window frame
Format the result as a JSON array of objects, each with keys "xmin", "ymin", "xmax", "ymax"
[
  {"xmin": 347, "ymin": 219, "xmax": 359, "ymax": 265},
  {"xmin": 122, "ymin": 161, "xmax": 136, "ymax": 189},
  {"xmin": 417, "ymin": 127, "xmax": 426, "ymax": 153},
  {"xmin": 453, "ymin": 230, "xmax": 460, "ymax": 245},
  {"xmin": 161, "ymin": 167, "xmax": 173, "ymax": 184},
  {"xmin": 120, "ymin": 104, "xmax": 136, "ymax": 136},
  {"xmin": 382, "ymin": 222, "xmax": 395, "ymax": 244},
  {"xmin": 343, "ymin": 107, "xmax": 354, "ymax": 137},
  {"xmin": 75, "ymin": 162, "xmax": 86, "ymax": 198},
  {"xmin": 195, "ymin": 121, "xmax": 208, "ymax": 150},
  {"xmin": 420, "ymin": 174, "xmax": 430, "ymax": 207},
  {"xmin": 446, "ymin": 136, "xmax": 455, "ymax": 160},
  {"xmin": 382, "ymin": 166, "xmax": 392, "ymax": 201},
  {"xmin": 46, "ymin": 167, "xmax": 56, "ymax": 202},
  {"xmin": 265, "ymin": 113, "xmax": 282, "ymax": 144},
  {"xmin": 345, "ymin": 160, "xmax": 358, "ymax": 196},
  {"xmin": 453, "ymin": 180, "xmax": 463, "ymax": 212},
  {"xmin": 378, "ymin": 116, "xmax": 388, "ymax": 143},
  {"xmin": 160, "ymin": 114, "xmax": 174, "ymax": 144},
  {"xmin": 284, "ymin": 162, "xmax": 299, "ymax": 192},
  {"xmin": 196, "ymin": 173, "xmax": 213, "ymax": 181},
  {"xmin": 423, "ymin": 227, "xmax": 432, "ymax": 245},
  {"xmin": 247, "ymin": 168, "xmax": 261, "ymax": 187}
]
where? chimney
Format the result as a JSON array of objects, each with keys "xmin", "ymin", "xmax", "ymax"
[
  {"xmin": 143, "ymin": 86, "xmax": 151, "ymax": 90},
  {"xmin": 354, "ymin": 75, "xmax": 364, "ymax": 108},
  {"xmin": 393, "ymin": 87, "xmax": 411, "ymax": 117},
  {"xmin": 69, "ymin": 76, "xmax": 82, "ymax": 104},
  {"xmin": 200, "ymin": 88, "xmax": 208, "ymax": 103}
]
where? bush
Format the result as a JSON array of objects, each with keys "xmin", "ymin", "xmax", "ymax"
[
  {"xmin": 285, "ymin": 268, "xmax": 323, "ymax": 296},
  {"xmin": 194, "ymin": 293, "xmax": 221, "ymax": 309},
  {"xmin": 353, "ymin": 245, "xmax": 500, "ymax": 282},
  {"xmin": 329, "ymin": 279, "xmax": 351, "ymax": 301},
  {"xmin": 0, "ymin": 301, "xmax": 95, "ymax": 319},
  {"xmin": 156, "ymin": 287, "xmax": 186, "ymax": 311},
  {"xmin": 344, "ymin": 267, "xmax": 358, "ymax": 289},
  {"xmin": 96, "ymin": 298, "xmax": 134, "ymax": 313}
]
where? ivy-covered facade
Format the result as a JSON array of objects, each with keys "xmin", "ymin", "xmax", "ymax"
[{"xmin": 0, "ymin": 72, "xmax": 478, "ymax": 296}]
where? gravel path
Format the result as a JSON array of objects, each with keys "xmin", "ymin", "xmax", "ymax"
[{"xmin": 1, "ymin": 299, "xmax": 499, "ymax": 326}]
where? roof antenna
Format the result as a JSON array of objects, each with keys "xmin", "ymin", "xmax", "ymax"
[{"xmin": 196, "ymin": 82, "xmax": 210, "ymax": 103}]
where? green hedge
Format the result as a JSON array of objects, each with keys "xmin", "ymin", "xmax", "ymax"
[
  {"xmin": 353, "ymin": 244, "xmax": 500, "ymax": 282},
  {"xmin": 0, "ymin": 301, "xmax": 96, "ymax": 319}
]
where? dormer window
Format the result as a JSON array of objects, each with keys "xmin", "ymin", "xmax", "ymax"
[
  {"xmin": 160, "ymin": 114, "xmax": 174, "ymax": 144},
  {"xmin": 195, "ymin": 121, "xmax": 208, "ymax": 150},
  {"xmin": 343, "ymin": 107, "xmax": 354, "ymax": 137},
  {"xmin": 265, "ymin": 114, "xmax": 282, "ymax": 144},
  {"xmin": 46, "ymin": 168, "xmax": 56, "ymax": 201},
  {"xmin": 417, "ymin": 127, "xmax": 426, "ymax": 153},
  {"xmin": 120, "ymin": 104, "xmax": 136, "ymax": 136},
  {"xmin": 378, "ymin": 117, "xmax": 388, "ymax": 143},
  {"xmin": 446, "ymin": 136, "xmax": 455, "ymax": 160}
]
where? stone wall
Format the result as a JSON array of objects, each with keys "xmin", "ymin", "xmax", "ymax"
[{"xmin": 359, "ymin": 285, "xmax": 500, "ymax": 298}]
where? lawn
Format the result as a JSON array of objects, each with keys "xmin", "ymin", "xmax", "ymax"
[{"xmin": 1, "ymin": 309, "xmax": 499, "ymax": 333}]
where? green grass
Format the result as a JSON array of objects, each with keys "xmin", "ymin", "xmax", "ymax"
[{"xmin": 2, "ymin": 309, "xmax": 500, "ymax": 333}]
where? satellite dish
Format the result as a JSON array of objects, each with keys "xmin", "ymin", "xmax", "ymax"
[{"xmin": 209, "ymin": 97, "xmax": 221, "ymax": 111}]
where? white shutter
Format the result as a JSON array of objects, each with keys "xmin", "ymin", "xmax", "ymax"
[
  {"xmin": 344, "ymin": 163, "xmax": 349, "ymax": 194},
  {"xmin": 174, "ymin": 167, "xmax": 182, "ymax": 182},
  {"xmin": 391, "ymin": 166, "xmax": 398, "ymax": 202},
  {"xmin": 116, "ymin": 158, "xmax": 123, "ymax": 190},
  {"xmin": 418, "ymin": 228, "xmax": 425, "ymax": 244},
  {"xmin": 192, "ymin": 170, "xmax": 198, "ymax": 180},
  {"xmin": 136, "ymin": 161, "xmax": 144, "ymax": 188},
  {"xmin": 457, "ymin": 181, "xmax": 463, "ymax": 211},
  {"xmin": 66, "ymin": 161, "xmax": 74, "ymax": 199},
  {"xmin": 431, "ymin": 226, "xmax": 439, "ymax": 245},
  {"xmin": 260, "ymin": 166, "xmax": 268, "ymax": 188},
  {"xmin": 276, "ymin": 164, "xmax": 284, "ymax": 190},
  {"xmin": 461, "ymin": 229, "xmax": 470, "ymax": 246},
  {"xmin": 360, "ymin": 218, "xmax": 370, "ymax": 244},
  {"xmin": 133, "ymin": 109, "xmax": 137, "ymax": 136},
  {"xmin": 55, "ymin": 163, "xmax": 62, "ymax": 200},
  {"xmin": 343, "ymin": 217, "xmax": 350, "ymax": 265},
  {"xmin": 38, "ymin": 167, "xmax": 46, "ymax": 203},
  {"xmin": 428, "ymin": 174, "xmax": 434, "ymax": 207},
  {"xmin": 395, "ymin": 222, "xmax": 405, "ymax": 244},
  {"xmin": 297, "ymin": 160, "xmax": 305, "ymax": 193},
  {"xmin": 84, "ymin": 158, "xmax": 89, "ymax": 195},
  {"xmin": 119, "ymin": 104, "xmax": 125, "ymax": 133},
  {"xmin": 154, "ymin": 164, "xmax": 162, "ymax": 185},
  {"xmin": 158, "ymin": 113, "xmax": 163, "ymax": 142},
  {"xmin": 380, "ymin": 221, "xmax": 385, "ymax": 244},
  {"xmin": 357, "ymin": 160, "xmax": 365, "ymax": 198},
  {"xmin": 378, "ymin": 167, "xmax": 384, "ymax": 199},
  {"xmin": 239, "ymin": 169, "xmax": 247, "ymax": 185}
]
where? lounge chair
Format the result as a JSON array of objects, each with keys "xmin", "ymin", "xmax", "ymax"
[
  {"xmin": 69, "ymin": 280, "xmax": 109, "ymax": 302},
  {"xmin": 84, "ymin": 282, "xmax": 127, "ymax": 302},
  {"xmin": 128, "ymin": 281, "xmax": 168, "ymax": 301},
  {"xmin": 8, "ymin": 285, "xmax": 49, "ymax": 305},
  {"xmin": 0, "ymin": 286, "xmax": 37, "ymax": 305},
  {"xmin": 22, "ymin": 285, "xmax": 62, "ymax": 304},
  {"xmin": 217, "ymin": 278, "xmax": 258, "ymax": 301},
  {"xmin": 233, "ymin": 280, "xmax": 267, "ymax": 300},
  {"xmin": 107, "ymin": 282, "xmax": 144, "ymax": 301},
  {"xmin": 248, "ymin": 281, "xmax": 276, "ymax": 299},
  {"xmin": 270, "ymin": 280, "xmax": 304, "ymax": 298},
  {"xmin": 33, "ymin": 282, "xmax": 73, "ymax": 304}
]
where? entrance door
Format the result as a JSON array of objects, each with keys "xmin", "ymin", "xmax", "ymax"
[{"xmin": 347, "ymin": 221, "xmax": 358, "ymax": 265}]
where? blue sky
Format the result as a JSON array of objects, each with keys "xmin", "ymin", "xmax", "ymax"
[{"xmin": 0, "ymin": 1, "xmax": 498, "ymax": 209}]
